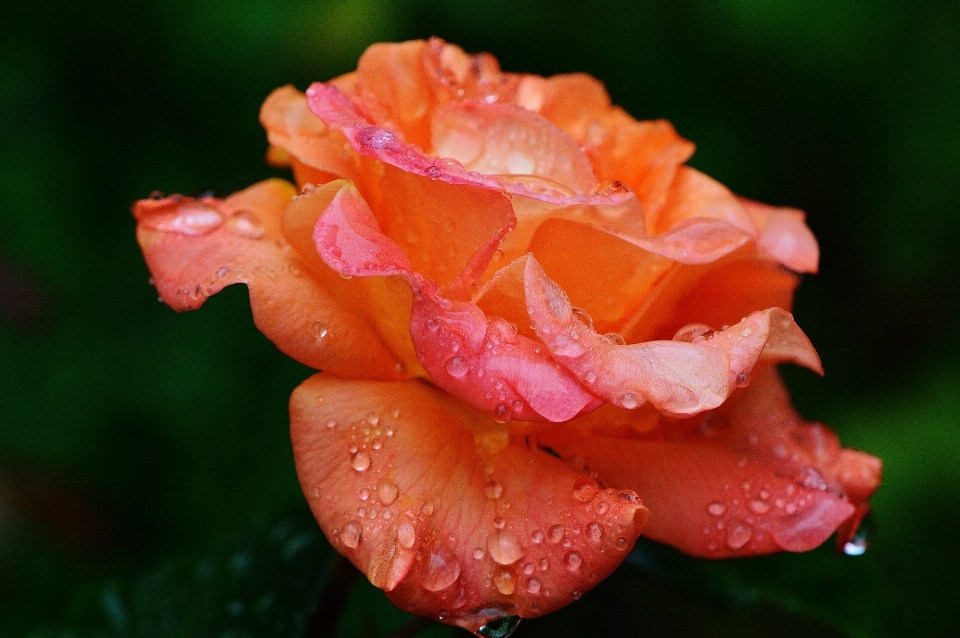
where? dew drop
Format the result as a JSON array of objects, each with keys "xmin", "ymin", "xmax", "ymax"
[
  {"xmin": 397, "ymin": 522, "xmax": 416, "ymax": 549},
  {"xmin": 603, "ymin": 332, "xmax": 625, "ymax": 346},
  {"xmin": 572, "ymin": 476, "xmax": 599, "ymax": 503},
  {"xmin": 358, "ymin": 488, "xmax": 370, "ymax": 501},
  {"xmin": 420, "ymin": 542, "xmax": 460, "ymax": 591},
  {"xmin": 843, "ymin": 511, "xmax": 875, "ymax": 556},
  {"xmin": 313, "ymin": 322, "xmax": 329, "ymax": 339},
  {"xmin": 473, "ymin": 548, "xmax": 485, "ymax": 560},
  {"xmin": 485, "ymin": 482, "xmax": 504, "ymax": 499},
  {"xmin": 564, "ymin": 551, "xmax": 583, "ymax": 571},
  {"xmin": 300, "ymin": 183, "xmax": 316, "ymax": 195},
  {"xmin": 673, "ymin": 323, "xmax": 715, "ymax": 342},
  {"xmin": 351, "ymin": 452, "xmax": 371, "ymax": 472},
  {"xmin": 487, "ymin": 530, "xmax": 522, "ymax": 565},
  {"xmin": 377, "ymin": 481, "xmax": 399, "ymax": 505},
  {"xmin": 493, "ymin": 569, "xmax": 516, "ymax": 595},
  {"xmin": 586, "ymin": 521, "xmax": 603, "ymax": 543},
  {"xmin": 526, "ymin": 577, "xmax": 541, "ymax": 594},
  {"xmin": 539, "ymin": 558, "xmax": 549, "ymax": 570},
  {"xmin": 748, "ymin": 499, "xmax": 771, "ymax": 514},
  {"xmin": 707, "ymin": 502, "xmax": 727, "ymax": 516},
  {"xmin": 725, "ymin": 519, "xmax": 753, "ymax": 550},
  {"xmin": 547, "ymin": 525, "xmax": 564, "ymax": 543},
  {"xmin": 570, "ymin": 306, "xmax": 594, "ymax": 330},
  {"xmin": 371, "ymin": 438, "xmax": 382, "ymax": 451},
  {"xmin": 616, "ymin": 536, "xmax": 628, "ymax": 551},
  {"xmin": 476, "ymin": 615, "xmax": 522, "ymax": 638},
  {"xmin": 618, "ymin": 393, "xmax": 639, "ymax": 409},
  {"xmin": 530, "ymin": 529, "xmax": 544, "ymax": 544},
  {"xmin": 493, "ymin": 517, "xmax": 506, "ymax": 530},
  {"xmin": 225, "ymin": 209, "xmax": 265, "ymax": 239},
  {"xmin": 584, "ymin": 370, "xmax": 597, "ymax": 383},
  {"xmin": 341, "ymin": 521, "xmax": 362, "ymax": 548},
  {"xmin": 492, "ymin": 248, "xmax": 504, "ymax": 262},
  {"xmin": 325, "ymin": 418, "xmax": 337, "ymax": 429},
  {"xmin": 147, "ymin": 202, "xmax": 224, "ymax": 236},
  {"xmin": 522, "ymin": 562, "xmax": 535, "ymax": 576}
]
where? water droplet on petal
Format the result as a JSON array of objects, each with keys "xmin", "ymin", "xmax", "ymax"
[
  {"xmin": 378, "ymin": 481, "xmax": 399, "ymax": 505},
  {"xmin": 843, "ymin": 511, "xmax": 876, "ymax": 556},
  {"xmin": 707, "ymin": 502, "xmax": 726, "ymax": 516},
  {"xmin": 473, "ymin": 548, "xmax": 485, "ymax": 560},
  {"xmin": 325, "ymin": 418, "xmax": 337, "ymax": 429},
  {"xmin": 351, "ymin": 452, "xmax": 371, "ymax": 472},
  {"xmin": 341, "ymin": 521, "xmax": 362, "ymax": 548},
  {"xmin": 547, "ymin": 525, "xmax": 564, "ymax": 543},
  {"xmin": 397, "ymin": 522, "xmax": 416, "ymax": 549},
  {"xmin": 725, "ymin": 519, "xmax": 753, "ymax": 550},
  {"xmin": 748, "ymin": 499, "xmax": 771, "ymax": 514},
  {"xmin": 148, "ymin": 202, "xmax": 224, "ymax": 235},
  {"xmin": 530, "ymin": 529, "xmax": 544, "ymax": 544},
  {"xmin": 487, "ymin": 530, "xmax": 522, "ymax": 565},
  {"xmin": 618, "ymin": 393, "xmax": 639, "ymax": 409},
  {"xmin": 584, "ymin": 370, "xmax": 597, "ymax": 383},
  {"xmin": 522, "ymin": 562, "xmax": 534, "ymax": 575},
  {"xmin": 616, "ymin": 536, "xmax": 628, "ymax": 551},
  {"xmin": 586, "ymin": 521, "xmax": 603, "ymax": 543},
  {"xmin": 485, "ymin": 482, "xmax": 504, "ymax": 499},
  {"xmin": 564, "ymin": 551, "xmax": 583, "ymax": 571},
  {"xmin": 476, "ymin": 615, "xmax": 522, "ymax": 638},
  {"xmin": 300, "ymin": 183, "xmax": 316, "ymax": 195},
  {"xmin": 313, "ymin": 322, "xmax": 329, "ymax": 339},
  {"xmin": 225, "ymin": 209, "xmax": 265, "ymax": 239},
  {"xmin": 572, "ymin": 476, "xmax": 599, "ymax": 502},
  {"xmin": 673, "ymin": 323, "xmax": 715, "ymax": 342},
  {"xmin": 526, "ymin": 577, "xmax": 541, "ymax": 594},
  {"xmin": 493, "ymin": 569, "xmax": 516, "ymax": 595},
  {"xmin": 420, "ymin": 542, "xmax": 460, "ymax": 591}
]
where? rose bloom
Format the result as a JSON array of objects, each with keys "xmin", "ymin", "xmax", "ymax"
[{"xmin": 134, "ymin": 39, "xmax": 880, "ymax": 634}]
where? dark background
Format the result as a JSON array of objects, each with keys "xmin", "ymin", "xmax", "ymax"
[{"xmin": 1, "ymin": 1, "xmax": 958, "ymax": 636}]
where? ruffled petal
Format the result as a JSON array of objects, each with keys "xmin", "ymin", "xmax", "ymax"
[
  {"xmin": 539, "ymin": 369, "xmax": 881, "ymax": 558},
  {"xmin": 290, "ymin": 374, "xmax": 648, "ymax": 631},
  {"xmin": 133, "ymin": 179, "xmax": 401, "ymax": 379},
  {"xmin": 313, "ymin": 182, "xmax": 599, "ymax": 422},
  {"xmin": 656, "ymin": 166, "xmax": 758, "ymax": 236},
  {"xmin": 739, "ymin": 197, "xmax": 820, "ymax": 273},
  {"xmin": 305, "ymin": 82, "xmax": 635, "ymax": 208},
  {"xmin": 524, "ymin": 259, "xmax": 820, "ymax": 415}
]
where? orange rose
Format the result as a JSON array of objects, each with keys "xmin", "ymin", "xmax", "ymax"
[{"xmin": 134, "ymin": 39, "xmax": 880, "ymax": 634}]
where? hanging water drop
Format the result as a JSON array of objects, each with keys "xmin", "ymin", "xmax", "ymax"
[
  {"xmin": 843, "ymin": 511, "xmax": 875, "ymax": 556},
  {"xmin": 476, "ymin": 615, "xmax": 522, "ymax": 638}
]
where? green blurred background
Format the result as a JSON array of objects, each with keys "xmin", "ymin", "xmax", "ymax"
[{"xmin": 1, "ymin": 0, "xmax": 957, "ymax": 636}]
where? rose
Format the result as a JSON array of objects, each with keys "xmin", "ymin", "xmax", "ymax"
[{"xmin": 134, "ymin": 39, "xmax": 880, "ymax": 633}]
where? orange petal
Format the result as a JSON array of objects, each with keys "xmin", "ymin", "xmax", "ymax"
[
  {"xmin": 305, "ymin": 82, "xmax": 634, "ymax": 208},
  {"xmin": 290, "ymin": 373, "xmax": 649, "ymax": 631},
  {"xmin": 515, "ymin": 73, "xmax": 612, "ymax": 141},
  {"xmin": 739, "ymin": 197, "xmax": 820, "ymax": 273},
  {"xmin": 430, "ymin": 101, "xmax": 599, "ymax": 193},
  {"xmin": 133, "ymin": 179, "xmax": 400, "ymax": 379},
  {"xmin": 539, "ymin": 369, "xmax": 881, "ymax": 558},
  {"xmin": 656, "ymin": 166, "xmax": 757, "ymax": 236}
]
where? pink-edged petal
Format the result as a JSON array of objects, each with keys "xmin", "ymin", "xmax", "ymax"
[
  {"xmin": 430, "ymin": 101, "xmax": 599, "ymax": 193},
  {"xmin": 524, "ymin": 260, "xmax": 821, "ymax": 415},
  {"xmin": 612, "ymin": 216, "xmax": 754, "ymax": 265},
  {"xmin": 539, "ymin": 369, "xmax": 881, "ymax": 558},
  {"xmin": 313, "ymin": 183, "xmax": 598, "ymax": 422},
  {"xmin": 656, "ymin": 166, "xmax": 758, "ymax": 236},
  {"xmin": 291, "ymin": 374, "xmax": 648, "ymax": 631},
  {"xmin": 739, "ymin": 197, "xmax": 820, "ymax": 273},
  {"xmin": 305, "ymin": 82, "xmax": 634, "ymax": 208},
  {"xmin": 133, "ymin": 179, "xmax": 401, "ymax": 379}
]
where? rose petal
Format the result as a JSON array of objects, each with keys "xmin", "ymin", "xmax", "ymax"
[
  {"xmin": 516, "ymin": 73, "xmax": 612, "ymax": 141},
  {"xmin": 291, "ymin": 373, "xmax": 648, "ymax": 630},
  {"xmin": 539, "ymin": 370, "xmax": 880, "ymax": 557},
  {"xmin": 657, "ymin": 166, "xmax": 758, "ymax": 236},
  {"xmin": 431, "ymin": 101, "xmax": 599, "ymax": 193},
  {"xmin": 133, "ymin": 179, "xmax": 401, "ymax": 379},
  {"xmin": 313, "ymin": 183, "xmax": 599, "ymax": 422},
  {"xmin": 740, "ymin": 197, "xmax": 820, "ymax": 273},
  {"xmin": 306, "ymin": 82, "xmax": 635, "ymax": 208}
]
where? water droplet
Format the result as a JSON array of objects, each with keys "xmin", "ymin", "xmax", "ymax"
[
  {"xmin": 397, "ymin": 522, "xmax": 416, "ymax": 549},
  {"xmin": 300, "ymin": 183, "xmax": 316, "ymax": 195},
  {"xmin": 487, "ymin": 530, "xmax": 522, "ymax": 565},
  {"xmin": 366, "ymin": 412, "xmax": 379, "ymax": 425},
  {"xmin": 485, "ymin": 482, "xmax": 504, "ymax": 499},
  {"xmin": 341, "ymin": 521, "xmax": 362, "ymax": 548},
  {"xmin": 493, "ymin": 569, "xmax": 516, "ymax": 595},
  {"xmin": 618, "ymin": 393, "xmax": 638, "ymax": 409},
  {"xmin": 476, "ymin": 615, "xmax": 522, "ymax": 638},
  {"xmin": 526, "ymin": 577, "xmax": 541, "ymax": 594},
  {"xmin": 358, "ymin": 488, "xmax": 370, "ymax": 501},
  {"xmin": 522, "ymin": 562, "xmax": 534, "ymax": 575},
  {"xmin": 584, "ymin": 370, "xmax": 597, "ymax": 383},
  {"xmin": 843, "ymin": 511, "xmax": 875, "ymax": 556},
  {"xmin": 570, "ymin": 306, "xmax": 594, "ymax": 330},
  {"xmin": 325, "ymin": 418, "xmax": 337, "ymax": 429},
  {"xmin": 564, "ymin": 551, "xmax": 583, "ymax": 571},
  {"xmin": 673, "ymin": 323, "xmax": 715, "ymax": 342},
  {"xmin": 547, "ymin": 525, "xmax": 564, "ymax": 543},
  {"xmin": 371, "ymin": 438, "xmax": 382, "ymax": 451},
  {"xmin": 748, "ymin": 499, "xmax": 771, "ymax": 514},
  {"xmin": 586, "ymin": 521, "xmax": 603, "ymax": 543},
  {"xmin": 572, "ymin": 476, "xmax": 599, "ymax": 503},
  {"xmin": 616, "ymin": 536, "xmax": 628, "ymax": 551},
  {"xmin": 540, "ymin": 558, "xmax": 549, "ymax": 570},
  {"xmin": 493, "ymin": 517, "xmax": 506, "ymax": 530},
  {"xmin": 473, "ymin": 548, "xmax": 485, "ymax": 560},
  {"xmin": 797, "ymin": 466, "xmax": 828, "ymax": 491},
  {"xmin": 147, "ymin": 202, "xmax": 223, "ymax": 235},
  {"xmin": 378, "ymin": 481, "xmax": 399, "ymax": 505},
  {"xmin": 420, "ymin": 542, "xmax": 460, "ymax": 591},
  {"xmin": 313, "ymin": 322, "xmax": 329, "ymax": 339},
  {"xmin": 351, "ymin": 452, "xmax": 371, "ymax": 472},
  {"xmin": 603, "ymin": 332, "xmax": 625, "ymax": 346},
  {"xmin": 707, "ymin": 502, "xmax": 726, "ymax": 516},
  {"xmin": 725, "ymin": 519, "xmax": 753, "ymax": 550},
  {"xmin": 225, "ymin": 209, "xmax": 265, "ymax": 239},
  {"xmin": 530, "ymin": 529, "xmax": 544, "ymax": 544}
]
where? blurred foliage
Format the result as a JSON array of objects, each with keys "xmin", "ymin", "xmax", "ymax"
[{"xmin": 0, "ymin": 0, "xmax": 957, "ymax": 636}]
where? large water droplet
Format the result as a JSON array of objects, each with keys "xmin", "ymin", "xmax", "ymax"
[
  {"xmin": 725, "ymin": 519, "xmax": 753, "ymax": 550},
  {"xmin": 476, "ymin": 615, "xmax": 522, "ymax": 638},
  {"xmin": 397, "ymin": 522, "xmax": 416, "ymax": 549},
  {"xmin": 313, "ymin": 322, "xmax": 329, "ymax": 339},
  {"xmin": 843, "ymin": 511, "xmax": 875, "ymax": 556},
  {"xmin": 420, "ymin": 542, "xmax": 460, "ymax": 591},
  {"xmin": 225, "ymin": 209, "xmax": 265, "ymax": 239},
  {"xmin": 586, "ymin": 521, "xmax": 603, "ymax": 543},
  {"xmin": 351, "ymin": 451, "xmax": 371, "ymax": 472},
  {"xmin": 564, "ymin": 551, "xmax": 583, "ymax": 571},
  {"xmin": 493, "ymin": 569, "xmax": 516, "ymax": 595},
  {"xmin": 673, "ymin": 323, "xmax": 715, "ymax": 342},
  {"xmin": 147, "ymin": 202, "xmax": 223, "ymax": 236},
  {"xmin": 572, "ymin": 476, "xmax": 599, "ymax": 503},
  {"xmin": 341, "ymin": 521, "xmax": 362, "ymax": 548},
  {"xmin": 487, "ymin": 529, "xmax": 522, "ymax": 565},
  {"xmin": 547, "ymin": 525, "xmax": 564, "ymax": 543},
  {"xmin": 618, "ymin": 393, "xmax": 639, "ymax": 409},
  {"xmin": 526, "ymin": 577, "xmax": 541, "ymax": 594},
  {"xmin": 378, "ymin": 481, "xmax": 399, "ymax": 505}
]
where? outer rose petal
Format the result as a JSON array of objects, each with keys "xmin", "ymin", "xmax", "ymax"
[
  {"xmin": 539, "ymin": 370, "xmax": 881, "ymax": 558},
  {"xmin": 739, "ymin": 197, "xmax": 820, "ymax": 273},
  {"xmin": 290, "ymin": 374, "xmax": 648, "ymax": 631},
  {"xmin": 133, "ymin": 179, "xmax": 400, "ymax": 379}
]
